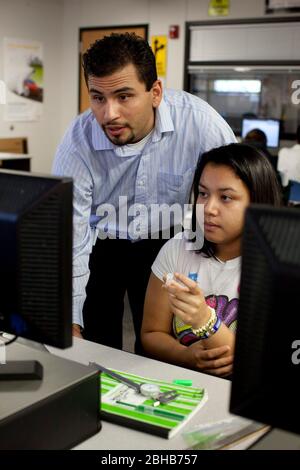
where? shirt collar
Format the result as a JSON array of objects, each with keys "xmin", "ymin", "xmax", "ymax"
[
  {"xmin": 91, "ymin": 96, "xmax": 175, "ymax": 151},
  {"xmin": 152, "ymin": 96, "xmax": 174, "ymax": 142},
  {"xmin": 92, "ymin": 118, "xmax": 114, "ymax": 151}
]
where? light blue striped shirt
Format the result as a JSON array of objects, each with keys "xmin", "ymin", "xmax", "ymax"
[{"xmin": 52, "ymin": 89, "xmax": 236, "ymax": 326}]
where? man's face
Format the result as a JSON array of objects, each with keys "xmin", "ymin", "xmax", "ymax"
[{"xmin": 88, "ymin": 64, "xmax": 162, "ymax": 145}]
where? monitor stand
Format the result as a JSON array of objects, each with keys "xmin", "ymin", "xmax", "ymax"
[
  {"xmin": 0, "ymin": 360, "xmax": 43, "ymax": 380},
  {"xmin": 0, "ymin": 341, "xmax": 101, "ymax": 449}
]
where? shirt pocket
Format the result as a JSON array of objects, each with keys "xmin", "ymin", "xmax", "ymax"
[
  {"xmin": 157, "ymin": 168, "xmax": 195, "ymax": 202},
  {"xmin": 157, "ymin": 172, "xmax": 184, "ymax": 200}
]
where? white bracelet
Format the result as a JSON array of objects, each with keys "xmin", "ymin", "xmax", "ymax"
[{"xmin": 192, "ymin": 307, "xmax": 216, "ymax": 337}]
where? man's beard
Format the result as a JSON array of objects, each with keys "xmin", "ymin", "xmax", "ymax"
[{"xmin": 103, "ymin": 125, "xmax": 136, "ymax": 146}]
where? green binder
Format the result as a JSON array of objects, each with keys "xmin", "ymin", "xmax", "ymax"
[{"xmin": 100, "ymin": 370, "xmax": 207, "ymax": 439}]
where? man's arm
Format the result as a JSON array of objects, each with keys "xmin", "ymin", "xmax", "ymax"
[
  {"xmin": 201, "ymin": 109, "xmax": 237, "ymax": 153},
  {"xmin": 52, "ymin": 137, "xmax": 94, "ymax": 332},
  {"xmin": 72, "ymin": 323, "xmax": 83, "ymax": 338}
]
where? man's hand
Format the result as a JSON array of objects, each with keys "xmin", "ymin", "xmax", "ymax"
[
  {"xmin": 72, "ymin": 323, "xmax": 83, "ymax": 339},
  {"xmin": 184, "ymin": 342, "xmax": 233, "ymax": 377}
]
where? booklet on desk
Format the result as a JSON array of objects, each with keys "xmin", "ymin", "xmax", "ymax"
[{"xmin": 100, "ymin": 370, "xmax": 207, "ymax": 439}]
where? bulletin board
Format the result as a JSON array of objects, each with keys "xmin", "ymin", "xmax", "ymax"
[{"xmin": 79, "ymin": 25, "xmax": 148, "ymax": 113}]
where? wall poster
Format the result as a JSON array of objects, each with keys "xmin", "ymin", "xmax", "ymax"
[
  {"xmin": 3, "ymin": 38, "xmax": 44, "ymax": 121},
  {"xmin": 151, "ymin": 35, "xmax": 167, "ymax": 80}
]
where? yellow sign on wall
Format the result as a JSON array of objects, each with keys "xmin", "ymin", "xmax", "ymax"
[
  {"xmin": 151, "ymin": 36, "xmax": 167, "ymax": 78},
  {"xmin": 208, "ymin": 0, "xmax": 229, "ymax": 16}
]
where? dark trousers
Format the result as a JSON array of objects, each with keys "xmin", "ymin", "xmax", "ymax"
[{"xmin": 82, "ymin": 237, "xmax": 167, "ymax": 354}]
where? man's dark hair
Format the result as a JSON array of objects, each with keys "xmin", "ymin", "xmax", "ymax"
[
  {"xmin": 244, "ymin": 128, "xmax": 267, "ymax": 148},
  {"xmin": 191, "ymin": 143, "xmax": 282, "ymax": 258},
  {"xmin": 82, "ymin": 33, "xmax": 157, "ymax": 91}
]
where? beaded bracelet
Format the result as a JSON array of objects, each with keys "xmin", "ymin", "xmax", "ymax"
[
  {"xmin": 191, "ymin": 307, "xmax": 216, "ymax": 336},
  {"xmin": 199, "ymin": 315, "xmax": 222, "ymax": 339},
  {"xmin": 192, "ymin": 307, "xmax": 221, "ymax": 339}
]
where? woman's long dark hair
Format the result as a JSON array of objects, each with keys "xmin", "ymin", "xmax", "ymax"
[{"xmin": 191, "ymin": 143, "xmax": 282, "ymax": 257}]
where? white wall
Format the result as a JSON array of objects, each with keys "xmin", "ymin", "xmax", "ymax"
[
  {"xmin": 0, "ymin": 0, "xmax": 63, "ymax": 173},
  {"xmin": 61, "ymin": 0, "xmax": 266, "ymax": 128},
  {"xmin": 1, "ymin": 0, "xmax": 299, "ymax": 172}
]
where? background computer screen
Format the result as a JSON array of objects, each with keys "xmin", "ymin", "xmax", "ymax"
[
  {"xmin": 230, "ymin": 205, "xmax": 300, "ymax": 435},
  {"xmin": 0, "ymin": 170, "xmax": 73, "ymax": 348},
  {"xmin": 242, "ymin": 118, "xmax": 280, "ymax": 148}
]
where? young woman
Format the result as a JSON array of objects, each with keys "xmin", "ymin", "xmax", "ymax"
[{"xmin": 141, "ymin": 143, "xmax": 282, "ymax": 377}]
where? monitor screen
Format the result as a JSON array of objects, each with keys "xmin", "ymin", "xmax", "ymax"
[
  {"xmin": 242, "ymin": 118, "xmax": 280, "ymax": 148},
  {"xmin": 0, "ymin": 170, "xmax": 73, "ymax": 348},
  {"xmin": 230, "ymin": 205, "xmax": 300, "ymax": 435}
]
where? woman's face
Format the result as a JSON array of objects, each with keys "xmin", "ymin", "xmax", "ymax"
[{"xmin": 197, "ymin": 163, "xmax": 250, "ymax": 258}]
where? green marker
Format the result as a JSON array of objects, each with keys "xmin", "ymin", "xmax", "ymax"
[
  {"xmin": 116, "ymin": 401, "xmax": 184, "ymax": 421},
  {"xmin": 136, "ymin": 404, "xmax": 185, "ymax": 421},
  {"xmin": 173, "ymin": 379, "xmax": 193, "ymax": 386}
]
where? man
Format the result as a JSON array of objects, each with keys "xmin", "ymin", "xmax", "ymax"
[
  {"xmin": 243, "ymin": 128, "xmax": 277, "ymax": 169},
  {"xmin": 243, "ymin": 127, "xmax": 288, "ymax": 204},
  {"xmin": 52, "ymin": 33, "xmax": 235, "ymax": 363},
  {"xmin": 278, "ymin": 125, "xmax": 300, "ymax": 186}
]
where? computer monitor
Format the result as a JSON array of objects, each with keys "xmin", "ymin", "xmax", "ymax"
[
  {"xmin": 230, "ymin": 205, "xmax": 300, "ymax": 435},
  {"xmin": 0, "ymin": 169, "xmax": 73, "ymax": 349},
  {"xmin": 242, "ymin": 118, "xmax": 280, "ymax": 148}
]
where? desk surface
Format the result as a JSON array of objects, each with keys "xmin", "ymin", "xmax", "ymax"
[{"xmin": 48, "ymin": 338, "xmax": 259, "ymax": 450}]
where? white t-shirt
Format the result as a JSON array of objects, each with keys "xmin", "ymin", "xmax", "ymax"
[
  {"xmin": 112, "ymin": 130, "xmax": 154, "ymax": 157},
  {"xmin": 277, "ymin": 144, "xmax": 300, "ymax": 184},
  {"xmin": 152, "ymin": 237, "xmax": 241, "ymax": 345}
]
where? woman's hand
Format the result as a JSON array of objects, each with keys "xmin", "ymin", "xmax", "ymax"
[
  {"xmin": 163, "ymin": 272, "xmax": 211, "ymax": 329},
  {"xmin": 186, "ymin": 342, "xmax": 233, "ymax": 376}
]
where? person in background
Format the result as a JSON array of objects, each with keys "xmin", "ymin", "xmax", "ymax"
[
  {"xmin": 52, "ymin": 33, "xmax": 235, "ymax": 354},
  {"xmin": 277, "ymin": 125, "xmax": 300, "ymax": 189},
  {"xmin": 243, "ymin": 128, "xmax": 277, "ymax": 170},
  {"xmin": 243, "ymin": 128, "xmax": 288, "ymax": 204},
  {"xmin": 141, "ymin": 143, "xmax": 282, "ymax": 376}
]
